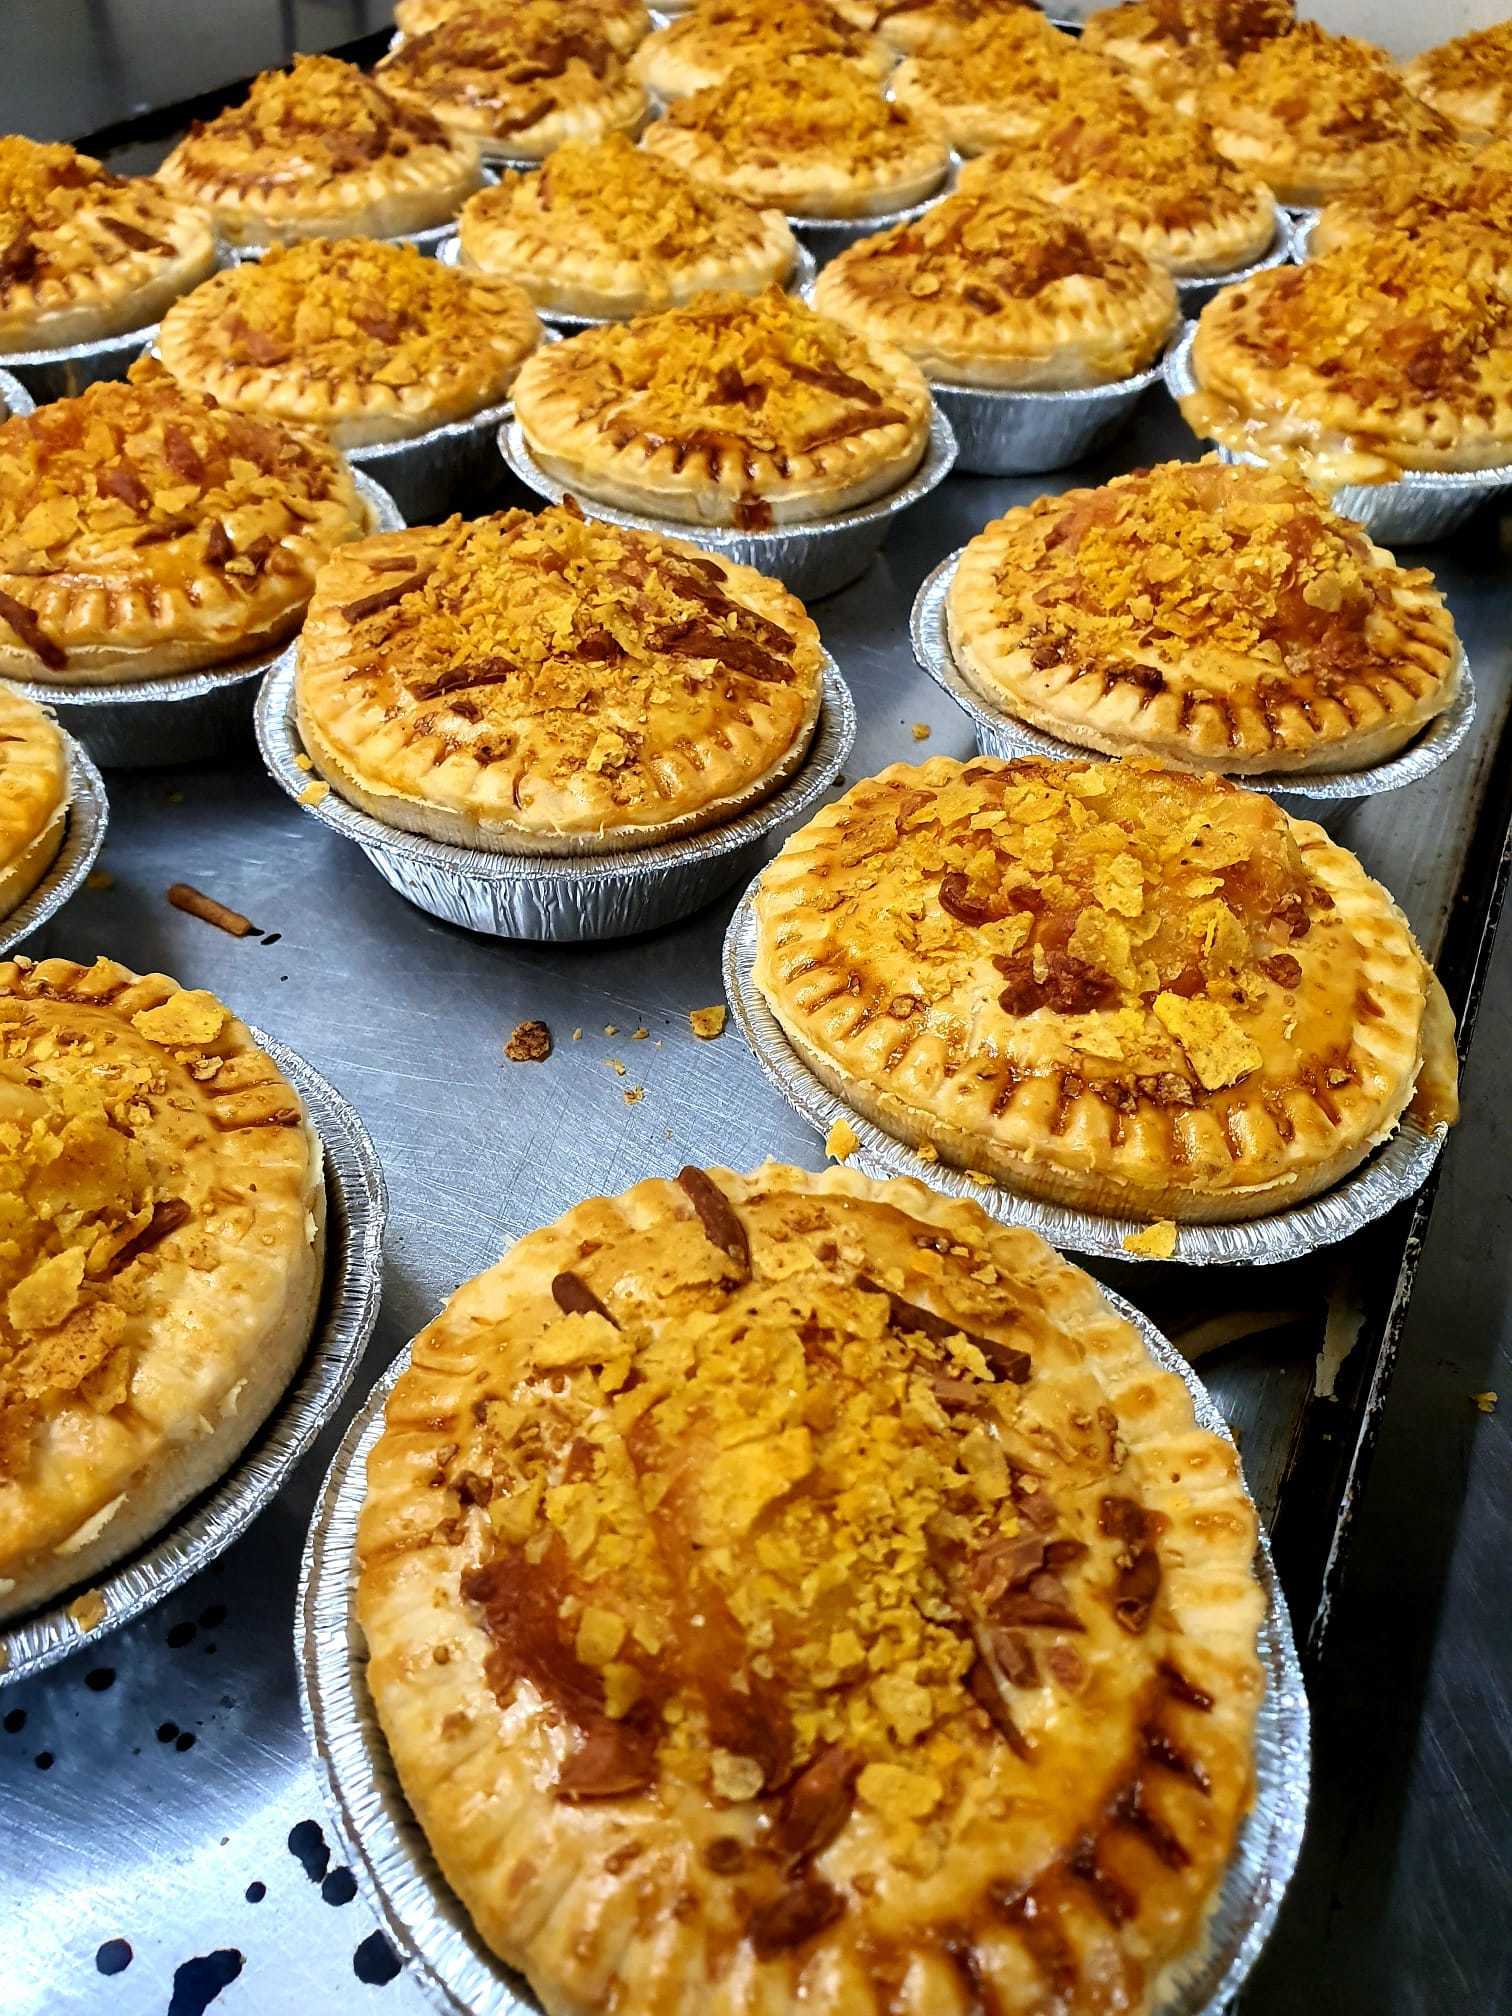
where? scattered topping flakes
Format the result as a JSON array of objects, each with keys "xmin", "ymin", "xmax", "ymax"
[
  {"xmin": 1473, "ymin": 1390, "xmax": 1498, "ymax": 1415},
  {"xmin": 710, "ymin": 1750, "xmax": 767, "ymax": 1803},
  {"xmin": 911, "ymin": 722, "xmax": 931, "ymax": 741},
  {"xmin": 632, "ymin": 1026, "xmax": 649, "ymax": 1041},
  {"xmin": 504, "ymin": 1019, "xmax": 553, "ymax": 1063},
  {"xmin": 1123, "ymin": 1220, "xmax": 1179, "ymax": 1259},
  {"xmin": 167, "ymin": 881, "xmax": 255, "ymax": 938},
  {"xmin": 604, "ymin": 1024, "xmax": 619, "ymax": 1036},
  {"xmin": 825, "ymin": 1117, "xmax": 860, "ymax": 1161},
  {"xmin": 299, "ymin": 780, "xmax": 330, "ymax": 807},
  {"xmin": 130, "ymin": 990, "xmax": 227, "ymax": 1048},
  {"xmin": 857, "ymin": 1760, "xmax": 942, "ymax": 1823},
  {"xmin": 67, "ymin": 1588, "xmax": 107, "ymax": 1633},
  {"xmin": 624, "ymin": 1086, "xmax": 645, "ymax": 1106},
  {"xmin": 689, "ymin": 1005, "xmax": 727, "ymax": 1040},
  {"xmin": 572, "ymin": 1027, "xmax": 583, "ymax": 1041},
  {"xmin": 606, "ymin": 1057, "xmax": 627, "ymax": 1077},
  {"xmin": 1152, "ymin": 992, "xmax": 1263, "ymax": 1091}
]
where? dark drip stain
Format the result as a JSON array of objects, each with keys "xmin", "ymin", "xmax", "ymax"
[
  {"xmin": 95, "ymin": 1940, "xmax": 132, "ymax": 1977},
  {"xmin": 84, "ymin": 1667, "xmax": 115, "ymax": 1692},
  {"xmin": 353, "ymin": 1932, "xmax": 402, "ymax": 1986},
  {"xmin": 199, "ymin": 1603, "xmax": 227, "ymax": 1629},
  {"xmin": 157, "ymin": 1722, "xmax": 179, "ymax": 1743},
  {"xmin": 167, "ymin": 1949, "xmax": 243, "ymax": 2016},
  {"xmin": 35, "ymin": 1751, "xmax": 53, "ymax": 1770},
  {"xmin": 288, "ymin": 1818, "xmax": 331, "ymax": 1885},
  {"xmin": 244, "ymin": 1881, "xmax": 266, "ymax": 1904},
  {"xmin": 3, "ymin": 1708, "xmax": 25, "ymax": 1734},
  {"xmin": 322, "ymin": 1867, "xmax": 357, "ymax": 1906},
  {"xmin": 176, "ymin": 1731, "xmax": 196, "ymax": 1753},
  {"xmin": 167, "ymin": 1620, "xmax": 198, "ymax": 1648},
  {"xmin": 261, "ymin": 932, "xmax": 282, "ymax": 946}
]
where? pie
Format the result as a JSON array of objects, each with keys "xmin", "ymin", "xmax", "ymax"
[
  {"xmin": 1198, "ymin": 23, "xmax": 1463, "ymax": 207},
  {"xmin": 812, "ymin": 191, "xmax": 1177, "ymax": 389},
  {"xmin": 0, "ymin": 686, "xmax": 68, "ymax": 923},
  {"xmin": 511, "ymin": 286, "xmax": 933, "ymax": 526},
  {"xmin": 890, "ymin": 12, "xmax": 1137, "ymax": 156},
  {"xmin": 633, "ymin": 0, "xmax": 893, "ymax": 99},
  {"xmin": 0, "ymin": 358, "xmax": 372, "ymax": 686},
  {"xmin": 376, "ymin": 4, "xmax": 648, "ymax": 159},
  {"xmin": 955, "ymin": 97, "xmax": 1277, "ymax": 280},
  {"xmin": 946, "ymin": 459, "xmax": 1462, "ymax": 772},
  {"xmin": 755, "ymin": 756, "xmax": 1458, "ymax": 1221},
  {"xmin": 1182, "ymin": 227, "xmax": 1512, "ymax": 485},
  {"xmin": 1081, "ymin": 0, "xmax": 1295, "ymax": 117},
  {"xmin": 294, "ymin": 500, "xmax": 824, "ymax": 852},
  {"xmin": 0, "ymin": 136, "xmax": 216, "ymax": 354},
  {"xmin": 1311, "ymin": 139, "xmax": 1512, "ymax": 279},
  {"xmin": 831, "ymin": 0, "xmax": 1044, "ymax": 53},
  {"xmin": 641, "ymin": 56, "xmax": 950, "ymax": 219},
  {"xmin": 154, "ymin": 55, "xmax": 483, "ymax": 247},
  {"xmin": 393, "ymin": 0, "xmax": 651, "ymax": 54},
  {"xmin": 456, "ymin": 136, "xmax": 799, "ymax": 318},
  {"xmin": 1405, "ymin": 23, "xmax": 1512, "ymax": 144},
  {"xmin": 357, "ymin": 1159, "xmax": 1267, "ymax": 2015},
  {"xmin": 0, "ymin": 954, "xmax": 324, "ymax": 1620},
  {"xmin": 155, "ymin": 237, "xmax": 540, "ymax": 450}
]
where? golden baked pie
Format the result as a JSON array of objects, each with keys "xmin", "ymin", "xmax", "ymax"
[
  {"xmin": 0, "ymin": 954, "xmax": 324, "ymax": 1619},
  {"xmin": 512, "ymin": 287, "xmax": 933, "ymax": 525},
  {"xmin": 832, "ymin": 0, "xmax": 1043, "ymax": 53},
  {"xmin": 641, "ymin": 56, "xmax": 949, "ymax": 218},
  {"xmin": 295, "ymin": 500, "xmax": 824, "ymax": 851},
  {"xmin": 0, "ymin": 136, "xmax": 215, "ymax": 354},
  {"xmin": 376, "ymin": 4, "xmax": 648, "ymax": 159},
  {"xmin": 154, "ymin": 56, "xmax": 482, "ymax": 248},
  {"xmin": 393, "ymin": 0, "xmax": 650, "ymax": 54},
  {"xmin": 1183, "ymin": 228, "xmax": 1512, "ymax": 485},
  {"xmin": 756, "ymin": 757, "xmax": 1457, "ymax": 1221},
  {"xmin": 456, "ymin": 135, "xmax": 798, "ymax": 318},
  {"xmin": 633, "ymin": 0, "xmax": 893, "ymax": 99},
  {"xmin": 1199, "ymin": 23, "xmax": 1463, "ymax": 207},
  {"xmin": 947, "ymin": 459, "xmax": 1462, "ymax": 772},
  {"xmin": 1405, "ymin": 23, "xmax": 1512, "ymax": 144},
  {"xmin": 956, "ymin": 98, "xmax": 1277, "ymax": 280},
  {"xmin": 1311, "ymin": 139, "xmax": 1512, "ymax": 279},
  {"xmin": 1081, "ymin": 0, "xmax": 1294, "ymax": 117},
  {"xmin": 0, "ymin": 686, "xmax": 68, "ymax": 922},
  {"xmin": 358, "ymin": 1159, "xmax": 1267, "ymax": 2014},
  {"xmin": 0, "ymin": 358, "xmax": 371, "ymax": 686},
  {"xmin": 891, "ymin": 12, "xmax": 1138, "ymax": 156},
  {"xmin": 813, "ymin": 191, "xmax": 1176, "ymax": 389},
  {"xmin": 156, "ymin": 237, "xmax": 539, "ymax": 450}
]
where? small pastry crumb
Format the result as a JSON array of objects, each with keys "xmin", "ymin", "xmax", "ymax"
[
  {"xmin": 604, "ymin": 1023, "xmax": 618, "ymax": 1036},
  {"xmin": 67, "ymin": 1588, "xmax": 106, "ymax": 1633},
  {"xmin": 624, "ymin": 1086, "xmax": 645, "ymax": 1105},
  {"xmin": 168, "ymin": 881, "xmax": 256, "ymax": 938},
  {"xmin": 606, "ymin": 1057, "xmax": 627, "ymax": 1076},
  {"xmin": 572, "ymin": 1027, "xmax": 583, "ymax": 1041},
  {"xmin": 1473, "ymin": 1390, "xmax": 1498, "ymax": 1415},
  {"xmin": 505, "ymin": 1019, "xmax": 552, "ymax": 1063},
  {"xmin": 632, "ymin": 1026, "xmax": 649, "ymax": 1041},
  {"xmin": 915, "ymin": 1142, "xmax": 939, "ymax": 1163},
  {"xmin": 825, "ymin": 1117, "xmax": 860, "ymax": 1161},
  {"xmin": 294, "ymin": 753, "xmax": 313, "ymax": 771},
  {"xmin": 966, "ymin": 1169, "xmax": 992, "ymax": 1186},
  {"xmin": 1124, "ymin": 1220, "xmax": 1179, "ymax": 1259},
  {"xmin": 689, "ymin": 1005, "xmax": 727, "ymax": 1040},
  {"xmin": 911, "ymin": 721, "xmax": 931, "ymax": 741},
  {"xmin": 299, "ymin": 780, "xmax": 330, "ymax": 807},
  {"xmin": 86, "ymin": 868, "xmax": 114, "ymax": 891}
]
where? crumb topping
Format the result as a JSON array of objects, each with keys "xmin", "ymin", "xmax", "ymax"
[
  {"xmin": 1203, "ymin": 22, "xmax": 1461, "ymax": 157},
  {"xmin": 1087, "ymin": 0, "xmax": 1294, "ymax": 61},
  {"xmin": 645, "ymin": 0, "xmax": 888, "ymax": 74},
  {"xmin": 1321, "ymin": 138, "xmax": 1512, "ymax": 248},
  {"xmin": 895, "ymin": 9, "xmax": 1123, "ymax": 112},
  {"xmin": 0, "ymin": 136, "xmax": 198, "ymax": 303},
  {"xmin": 380, "ymin": 3, "xmax": 630, "ymax": 127},
  {"xmin": 836, "ymin": 0, "xmax": 1040, "ymax": 43},
  {"xmin": 655, "ymin": 55, "xmax": 930, "ymax": 175},
  {"xmin": 1411, "ymin": 21, "xmax": 1512, "ymax": 97}
]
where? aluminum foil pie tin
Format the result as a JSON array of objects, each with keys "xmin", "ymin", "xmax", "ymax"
[
  {"xmin": 346, "ymin": 397, "xmax": 519, "ymax": 524},
  {"xmin": 723, "ymin": 882, "xmax": 1449, "ymax": 1268},
  {"xmin": 2, "ymin": 472, "xmax": 404, "ymax": 770},
  {"xmin": 295, "ymin": 1290, "xmax": 1307, "ymax": 2016},
  {"xmin": 792, "ymin": 188, "xmax": 947, "ymax": 265},
  {"xmin": 910, "ymin": 549, "xmax": 1478, "ymax": 828},
  {"xmin": 1174, "ymin": 216, "xmax": 1294, "ymax": 316},
  {"xmin": 256, "ymin": 651, "xmax": 857, "ymax": 942},
  {"xmin": 0, "ymin": 728, "xmax": 108, "ymax": 958},
  {"xmin": 1165, "ymin": 322, "xmax": 1512, "ymax": 547},
  {"xmin": 0, "ymin": 316, "xmax": 167, "ymax": 405},
  {"xmin": 930, "ymin": 339, "xmax": 1172, "ymax": 478},
  {"xmin": 0, "ymin": 365, "xmax": 35, "ymax": 419},
  {"xmin": 499, "ymin": 408, "xmax": 957, "ymax": 601},
  {"xmin": 0, "ymin": 1033, "xmax": 386, "ymax": 1688}
]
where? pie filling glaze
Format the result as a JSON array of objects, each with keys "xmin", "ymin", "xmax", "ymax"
[
  {"xmin": 294, "ymin": 500, "xmax": 824, "ymax": 852},
  {"xmin": 1405, "ymin": 23, "xmax": 1512, "ymax": 143},
  {"xmin": 946, "ymin": 459, "xmax": 1462, "ymax": 772},
  {"xmin": 376, "ymin": 4, "xmax": 648, "ymax": 158},
  {"xmin": 155, "ymin": 237, "xmax": 540, "ymax": 449},
  {"xmin": 754, "ymin": 757, "xmax": 1457, "ymax": 1221},
  {"xmin": 831, "ymin": 0, "xmax": 1043, "ymax": 53},
  {"xmin": 641, "ymin": 56, "xmax": 950, "ymax": 219},
  {"xmin": 154, "ymin": 55, "xmax": 483, "ymax": 247},
  {"xmin": 0, "ymin": 136, "xmax": 216, "ymax": 353},
  {"xmin": 0, "ymin": 955, "xmax": 323, "ymax": 1619},
  {"xmin": 1081, "ymin": 0, "xmax": 1295, "ymax": 115},
  {"xmin": 0, "ymin": 685, "xmax": 69, "ymax": 922},
  {"xmin": 1311, "ymin": 140, "xmax": 1512, "ymax": 274},
  {"xmin": 1184, "ymin": 228, "xmax": 1512, "ymax": 484},
  {"xmin": 812, "ymin": 192, "xmax": 1177, "ymax": 390},
  {"xmin": 890, "ymin": 13, "xmax": 1136, "ymax": 156},
  {"xmin": 0, "ymin": 358, "xmax": 371, "ymax": 685},
  {"xmin": 511, "ymin": 286, "xmax": 934, "ymax": 526},
  {"xmin": 358, "ymin": 1161, "xmax": 1266, "ymax": 2016},
  {"xmin": 456, "ymin": 135, "xmax": 798, "ymax": 318},
  {"xmin": 633, "ymin": 0, "xmax": 894, "ymax": 98},
  {"xmin": 393, "ymin": 0, "xmax": 651, "ymax": 54}
]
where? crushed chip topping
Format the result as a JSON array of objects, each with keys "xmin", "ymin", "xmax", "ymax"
[
  {"xmin": 642, "ymin": 0, "xmax": 888, "ymax": 81},
  {"xmin": 651, "ymin": 54, "xmax": 934, "ymax": 178},
  {"xmin": 1317, "ymin": 138, "xmax": 1512, "ymax": 261},
  {"xmin": 895, "ymin": 8, "xmax": 1126, "ymax": 120},
  {"xmin": 1409, "ymin": 21, "xmax": 1512, "ymax": 106},
  {"xmin": 379, "ymin": 2, "xmax": 634, "ymax": 133},
  {"xmin": 0, "ymin": 136, "xmax": 200, "ymax": 306},
  {"xmin": 1122, "ymin": 1219, "xmax": 1178, "ymax": 1258}
]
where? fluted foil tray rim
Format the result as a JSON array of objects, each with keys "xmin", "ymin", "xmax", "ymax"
[
  {"xmin": 435, "ymin": 231, "xmax": 819, "ymax": 328},
  {"xmin": 0, "ymin": 730, "xmax": 108, "ymax": 957},
  {"xmin": 1174, "ymin": 215, "xmax": 1293, "ymax": 304}
]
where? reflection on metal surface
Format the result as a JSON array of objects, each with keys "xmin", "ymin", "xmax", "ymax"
[
  {"xmin": 0, "ymin": 732, "xmax": 108, "ymax": 958},
  {"xmin": 0, "ymin": 365, "xmax": 34, "ymax": 417}
]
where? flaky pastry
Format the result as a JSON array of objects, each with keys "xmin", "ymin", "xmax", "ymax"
[
  {"xmin": 294, "ymin": 502, "xmax": 824, "ymax": 851},
  {"xmin": 0, "ymin": 687, "xmax": 68, "ymax": 922},
  {"xmin": 831, "ymin": 0, "xmax": 1042, "ymax": 52},
  {"xmin": 890, "ymin": 12, "xmax": 1135, "ymax": 156},
  {"xmin": 154, "ymin": 56, "xmax": 482, "ymax": 248},
  {"xmin": 755, "ymin": 757, "xmax": 1457, "ymax": 1220},
  {"xmin": 358, "ymin": 1159, "xmax": 1266, "ymax": 2015},
  {"xmin": 0, "ymin": 955, "xmax": 324, "ymax": 1619},
  {"xmin": 512, "ymin": 286, "xmax": 933, "ymax": 525},
  {"xmin": 393, "ymin": 0, "xmax": 650, "ymax": 53},
  {"xmin": 1405, "ymin": 23, "xmax": 1512, "ymax": 144},
  {"xmin": 156, "ymin": 237, "xmax": 539, "ymax": 450},
  {"xmin": 633, "ymin": 0, "xmax": 892, "ymax": 98},
  {"xmin": 1081, "ymin": 0, "xmax": 1294, "ymax": 117},
  {"xmin": 1310, "ymin": 139, "xmax": 1512, "ymax": 282},
  {"xmin": 947, "ymin": 460, "xmax": 1462, "ymax": 772}
]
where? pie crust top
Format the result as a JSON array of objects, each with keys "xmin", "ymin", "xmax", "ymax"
[
  {"xmin": 393, "ymin": 0, "xmax": 651, "ymax": 54},
  {"xmin": 357, "ymin": 1159, "xmax": 1266, "ymax": 2016},
  {"xmin": 641, "ymin": 56, "xmax": 951, "ymax": 218},
  {"xmin": 633, "ymin": 0, "xmax": 894, "ymax": 97},
  {"xmin": 154, "ymin": 55, "xmax": 483, "ymax": 247},
  {"xmin": 0, "ymin": 358, "xmax": 371, "ymax": 686},
  {"xmin": 1198, "ymin": 23, "xmax": 1463, "ymax": 206},
  {"xmin": 812, "ymin": 191, "xmax": 1177, "ymax": 389},
  {"xmin": 1405, "ymin": 23, "xmax": 1512, "ymax": 143},
  {"xmin": 956, "ymin": 97, "xmax": 1277, "ymax": 280},
  {"xmin": 376, "ymin": 4, "xmax": 648, "ymax": 158},
  {"xmin": 1311, "ymin": 138, "xmax": 1512, "ymax": 276},
  {"xmin": 1081, "ymin": 0, "xmax": 1295, "ymax": 114},
  {"xmin": 890, "ymin": 13, "xmax": 1139, "ymax": 156},
  {"xmin": 294, "ymin": 500, "xmax": 824, "ymax": 851},
  {"xmin": 831, "ymin": 0, "xmax": 1043, "ymax": 53},
  {"xmin": 512, "ymin": 286, "xmax": 934, "ymax": 527},
  {"xmin": 0, "ymin": 685, "xmax": 69, "ymax": 923},
  {"xmin": 0, "ymin": 955, "xmax": 324, "ymax": 1619},
  {"xmin": 0, "ymin": 136, "xmax": 217, "ymax": 354},
  {"xmin": 155, "ymin": 236, "xmax": 540, "ymax": 450},
  {"xmin": 755, "ymin": 757, "xmax": 1457, "ymax": 1223},
  {"xmin": 1184, "ymin": 227, "xmax": 1512, "ymax": 484},
  {"xmin": 946, "ymin": 459, "xmax": 1462, "ymax": 773},
  {"xmin": 457, "ymin": 135, "xmax": 798, "ymax": 318}
]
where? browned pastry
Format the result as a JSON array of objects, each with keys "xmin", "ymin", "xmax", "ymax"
[
  {"xmin": 831, "ymin": 0, "xmax": 1043, "ymax": 52},
  {"xmin": 1311, "ymin": 139, "xmax": 1512, "ymax": 282},
  {"xmin": 0, "ymin": 685, "xmax": 69, "ymax": 920},
  {"xmin": 890, "ymin": 11, "xmax": 1134, "ymax": 154},
  {"xmin": 1081, "ymin": 0, "xmax": 1294, "ymax": 115},
  {"xmin": 1405, "ymin": 22, "xmax": 1512, "ymax": 143},
  {"xmin": 633, "ymin": 0, "xmax": 893, "ymax": 97},
  {"xmin": 394, "ymin": 0, "xmax": 650, "ymax": 53}
]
